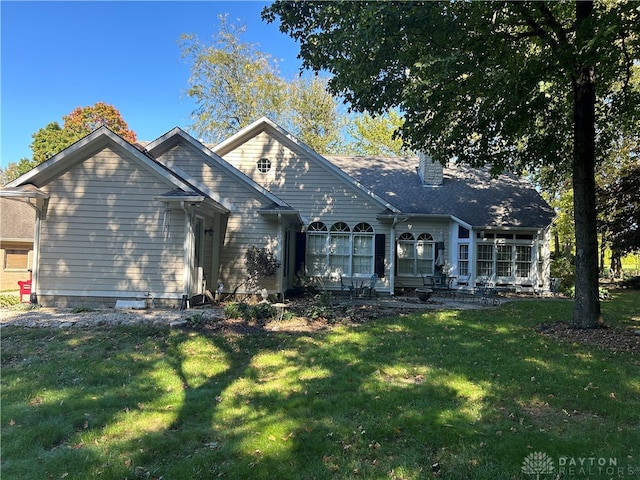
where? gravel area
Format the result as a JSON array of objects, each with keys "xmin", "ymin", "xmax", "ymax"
[{"xmin": 0, "ymin": 306, "xmax": 225, "ymax": 329}]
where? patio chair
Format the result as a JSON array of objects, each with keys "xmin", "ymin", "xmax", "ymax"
[
  {"xmin": 340, "ymin": 275, "xmax": 354, "ymax": 298},
  {"xmin": 18, "ymin": 280, "xmax": 31, "ymax": 303}
]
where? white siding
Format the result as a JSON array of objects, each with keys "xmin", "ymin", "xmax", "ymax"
[{"xmin": 39, "ymin": 147, "xmax": 185, "ymax": 300}]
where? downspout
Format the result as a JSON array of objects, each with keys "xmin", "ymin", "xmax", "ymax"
[
  {"xmin": 389, "ymin": 217, "xmax": 398, "ymax": 296},
  {"xmin": 389, "ymin": 215, "xmax": 409, "ymax": 296},
  {"xmin": 25, "ymin": 201, "xmax": 42, "ymax": 304},
  {"xmin": 277, "ymin": 213, "xmax": 283, "ymax": 297},
  {"xmin": 180, "ymin": 202, "xmax": 193, "ymax": 309}
]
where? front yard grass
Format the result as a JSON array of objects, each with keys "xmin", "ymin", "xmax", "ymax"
[{"xmin": 1, "ymin": 293, "xmax": 639, "ymax": 479}]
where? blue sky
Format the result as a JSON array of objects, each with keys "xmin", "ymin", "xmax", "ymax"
[{"xmin": 0, "ymin": 1, "xmax": 303, "ymax": 168}]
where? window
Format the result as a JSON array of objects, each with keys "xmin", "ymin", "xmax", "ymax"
[
  {"xmin": 352, "ymin": 223, "xmax": 374, "ymax": 275},
  {"xmin": 397, "ymin": 233, "xmax": 415, "ymax": 275},
  {"xmin": 305, "ymin": 221, "xmax": 376, "ymax": 277},
  {"xmin": 476, "ymin": 244, "xmax": 494, "ymax": 277},
  {"xmin": 516, "ymin": 245, "xmax": 533, "ymax": 278},
  {"xmin": 475, "ymin": 232, "xmax": 537, "ymax": 284},
  {"xmin": 307, "ymin": 222, "xmax": 328, "ymax": 275},
  {"xmin": 416, "ymin": 233, "xmax": 434, "ymax": 275},
  {"xmin": 496, "ymin": 245, "xmax": 513, "ymax": 277},
  {"xmin": 257, "ymin": 158, "xmax": 271, "ymax": 173},
  {"xmin": 4, "ymin": 249, "xmax": 29, "ymax": 270},
  {"xmin": 396, "ymin": 232, "xmax": 433, "ymax": 275},
  {"xmin": 329, "ymin": 222, "xmax": 351, "ymax": 275},
  {"xmin": 458, "ymin": 244, "xmax": 469, "ymax": 277}
]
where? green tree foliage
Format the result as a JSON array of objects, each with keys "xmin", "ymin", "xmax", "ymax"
[
  {"xmin": 31, "ymin": 102, "xmax": 137, "ymax": 163},
  {"xmin": 347, "ymin": 110, "xmax": 411, "ymax": 156},
  {"xmin": 264, "ymin": 0, "xmax": 640, "ymax": 328},
  {"xmin": 180, "ymin": 14, "xmax": 286, "ymax": 143},
  {"xmin": 180, "ymin": 14, "xmax": 347, "ymax": 153},
  {"xmin": 283, "ymin": 75, "xmax": 347, "ymax": 153},
  {"xmin": 598, "ymin": 159, "xmax": 640, "ymax": 270},
  {"xmin": 2, "ymin": 102, "xmax": 136, "ymax": 185}
]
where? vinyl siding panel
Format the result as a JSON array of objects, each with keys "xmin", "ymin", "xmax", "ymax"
[
  {"xmin": 223, "ymin": 132, "xmax": 384, "ymax": 228},
  {"xmin": 38, "ymin": 147, "xmax": 186, "ymax": 299},
  {"xmin": 157, "ymin": 143, "xmax": 279, "ymax": 295}
]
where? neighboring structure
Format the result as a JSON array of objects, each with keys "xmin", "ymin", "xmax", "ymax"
[
  {"xmin": 0, "ymin": 197, "xmax": 36, "ymax": 291},
  {"xmin": 0, "ymin": 118, "xmax": 554, "ymax": 307}
]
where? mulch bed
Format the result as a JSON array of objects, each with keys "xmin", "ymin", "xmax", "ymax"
[{"xmin": 537, "ymin": 322, "xmax": 640, "ymax": 353}]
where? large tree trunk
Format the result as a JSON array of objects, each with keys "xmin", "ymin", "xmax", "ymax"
[{"xmin": 571, "ymin": 0, "xmax": 602, "ymax": 329}]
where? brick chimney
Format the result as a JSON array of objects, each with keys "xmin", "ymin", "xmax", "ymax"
[{"xmin": 417, "ymin": 151, "xmax": 443, "ymax": 186}]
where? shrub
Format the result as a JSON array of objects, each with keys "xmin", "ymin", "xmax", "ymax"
[
  {"xmin": 224, "ymin": 302, "xmax": 275, "ymax": 321},
  {"xmin": 0, "ymin": 295, "xmax": 20, "ymax": 308},
  {"xmin": 551, "ymin": 255, "xmax": 575, "ymax": 292}
]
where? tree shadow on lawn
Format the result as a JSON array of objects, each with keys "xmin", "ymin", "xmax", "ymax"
[
  {"xmin": 120, "ymin": 300, "xmax": 638, "ymax": 479},
  {"xmin": 2, "ymin": 299, "xmax": 638, "ymax": 479}
]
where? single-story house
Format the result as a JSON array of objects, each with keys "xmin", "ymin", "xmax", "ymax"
[{"xmin": 1, "ymin": 117, "xmax": 555, "ymax": 307}]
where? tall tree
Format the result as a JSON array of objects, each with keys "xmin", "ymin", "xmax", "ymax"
[
  {"xmin": 1, "ymin": 102, "xmax": 136, "ymax": 184},
  {"xmin": 180, "ymin": 14, "xmax": 286, "ymax": 143},
  {"xmin": 264, "ymin": 0, "xmax": 640, "ymax": 328},
  {"xmin": 180, "ymin": 14, "xmax": 347, "ymax": 152},
  {"xmin": 31, "ymin": 102, "xmax": 136, "ymax": 163},
  {"xmin": 284, "ymin": 75, "xmax": 347, "ymax": 153}
]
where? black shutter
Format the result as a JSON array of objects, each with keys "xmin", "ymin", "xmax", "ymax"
[
  {"xmin": 375, "ymin": 234, "xmax": 385, "ymax": 278},
  {"xmin": 295, "ymin": 232, "xmax": 306, "ymax": 275}
]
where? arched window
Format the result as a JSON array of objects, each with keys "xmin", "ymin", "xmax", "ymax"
[
  {"xmin": 397, "ymin": 233, "xmax": 415, "ymax": 275},
  {"xmin": 397, "ymin": 232, "xmax": 434, "ymax": 275},
  {"xmin": 305, "ymin": 221, "xmax": 377, "ymax": 278},
  {"xmin": 329, "ymin": 222, "xmax": 351, "ymax": 275},
  {"xmin": 416, "ymin": 233, "xmax": 434, "ymax": 275},
  {"xmin": 306, "ymin": 222, "xmax": 328, "ymax": 275},
  {"xmin": 352, "ymin": 223, "xmax": 374, "ymax": 275}
]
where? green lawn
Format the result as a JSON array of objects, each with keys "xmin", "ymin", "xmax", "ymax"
[{"xmin": 1, "ymin": 293, "xmax": 639, "ymax": 479}]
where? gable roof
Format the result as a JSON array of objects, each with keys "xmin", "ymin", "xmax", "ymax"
[
  {"xmin": 145, "ymin": 127, "xmax": 298, "ymax": 217},
  {"xmin": 326, "ymin": 155, "xmax": 555, "ymax": 229},
  {"xmin": 5, "ymin": 127, "xmax": 230, "ymax": 214},
  {"xmin": 212, "ymin": 117, "xmax": 401, "ymax": 215}
]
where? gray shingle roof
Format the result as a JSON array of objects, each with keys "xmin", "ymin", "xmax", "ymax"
[
  {"xmin": 325, "ymin": 156, "xmax": 555, "ymax": 229},
  {"xmin": 0, "ymin": 198, "xmax": 35, "ymax": 240}
]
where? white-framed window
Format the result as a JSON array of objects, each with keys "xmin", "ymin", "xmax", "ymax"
[
  {"xmin": 416, "ymin": 233, "xmax": 434, "ymax": 275},
  {"xmin": 352, "ymin": 223, "xmax": 374, "ymax": 275},
  {"xmin": 397, "ymin": 232, "xmax": 434, "ymax": 275},
  {"xmin": 458, "ymin": 244, "xmax": 469, "ymax": 277},
  {"xmin": 307, "ymin": 221, "xmax": 328, "ymax": 275},
  {"xmin": 329, "ymin": 222, "xmax": 351, "ymax": 275},
  {"xmin": 475, "ymin": 232, "xmax": 536, "ymax": 284},
  {"xmin": 496, "ymin": 244, "xmax": 513, "ymax": 277},
  {"xmin": 305, "ymin": 221, "xmax": 376, "ymax": 277},
  {"xmin": 476, "ymin": 244, "xmax": 494, "ymax": 277},
  {"xmin": 516, "ymin": 245, "xmax": 533, "ymax": 278},
  {"xmin": 397, "ymin": 233, "xmax": 415, "ymax": 275}
]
